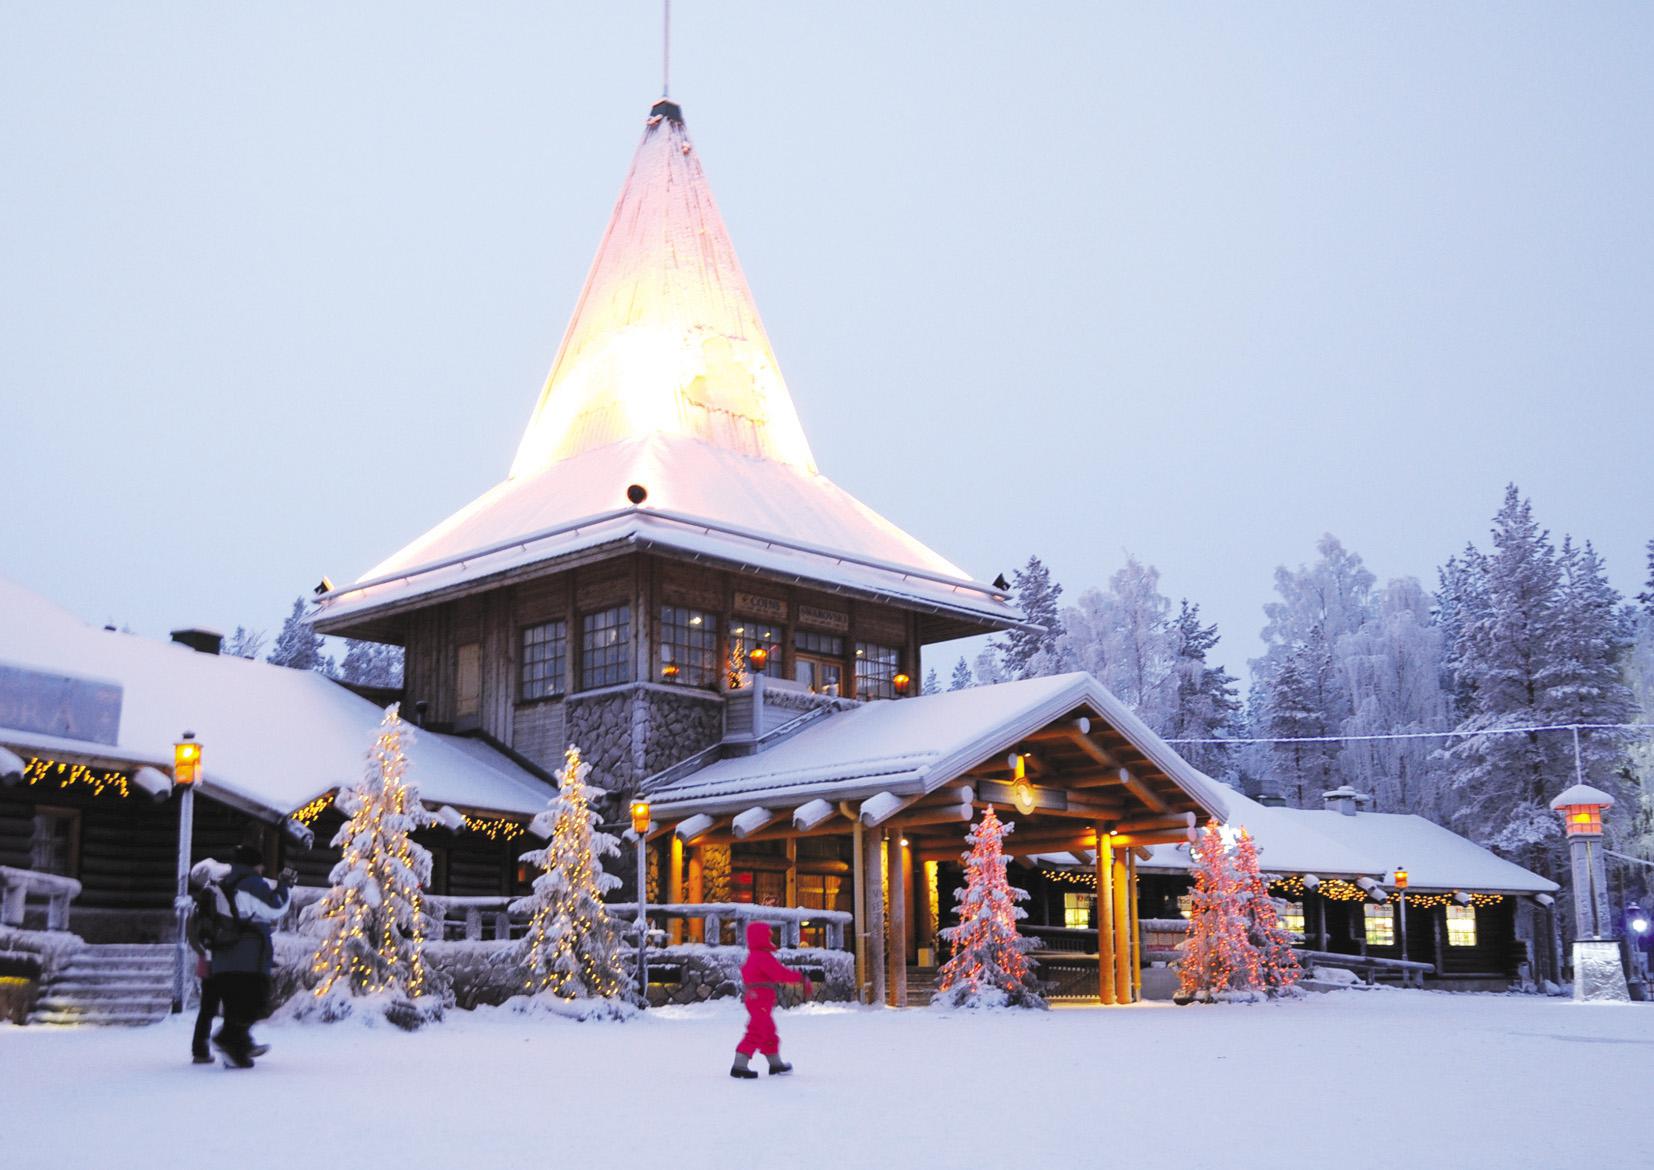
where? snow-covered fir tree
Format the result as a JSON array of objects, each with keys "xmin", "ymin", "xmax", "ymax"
[
  {"xmin": 1175, "ymin": 822, "xmax": 1255, "ymax": 1004},
  {"xmin": 1062, "ymin": 557, "xmax": 1177, "ymax": 726},
  {"xmin": 1166, "ymin": 599, "xmax": 1242, "ymax": 783},
  {"xmin": 1338, "ymin": 579, "xmax": 1449, "ymax": 818},
  {"xmin": 934, "ymin": 806, "xmax": 1044, "ymax": 1009},
  {"xmin": 341, "ymin": 638, "xmax": 406, "ymax": 687},
  {"xmin": 268, "ymin": 597, "xmax": 335, "ymax": 675},
  {"xmin": 993, "ymin": 555, "xmax": 1066, "ymax": 679},
  {"xmin": 1545, "ymin": 537, "xmax": 1636, "ymax": 792},
  {"xmin": 305, "ymin": 704, "xmax": 446, "ymax": 1026},
  {"xmin": 1434, "ymin": 550, "xmax": 1489, "ymax": 722},
  {"xmin": 1260, "ymin": 647, "xmax": 1327, "ymax": 806},
  {"xmin": 949, "ymin": 656, "xmax": 974, "ymax": 691},
  {"xmin": 973, "ymin": 645, "xmax": 1006, "ymax": 686},
  {"xmin": 510, "ymin": 744, "xmax": 634, "ymax": 1014},
  {"xmin": 223, "ymin": 625, "xmax": 265, "ymax": 660},
  {"xmin": 922, "ymin": 667, "xmax": 941, "ymax": 696},
  {"xmin": 1639, "ymin": 539, "xmax": 1654, "ymax": 614}
]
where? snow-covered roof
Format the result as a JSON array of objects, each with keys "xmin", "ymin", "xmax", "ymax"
[
  {"xmin": 643, "ymin": 672, "xmax": 1232, "ymax": 822},
  {"xmin": 0, "ymin": 576, "xmax": 553, "ymax": 821},
  {"xmin": 1549, "ymin": 783, "xmax": 1614, "ymax": 810},
  {"xmin": 1132, "ymin": 785, "xmax": 1557, "ymax": 895},
  {"xmin": 314, "ymin": 100, "xmax": 1021, "ymax": 636}
]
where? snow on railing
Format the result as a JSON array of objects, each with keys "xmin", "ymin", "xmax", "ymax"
[{"xmin": 0, "ymin": 866, "xmax": 83, "ymax": 931}]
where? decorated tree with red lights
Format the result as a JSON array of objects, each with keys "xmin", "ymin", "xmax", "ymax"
[
  {"xmin": 1175, "ymin": 821, "xmax": 1256, "ymax": 1003},
  {"xmin": 934, "ymin": 806, "xmax": 1045, "ymax": 1009},
  {"xmin": 1232, "ymin": 828, "xmax": 1303, "ymax": 995}
]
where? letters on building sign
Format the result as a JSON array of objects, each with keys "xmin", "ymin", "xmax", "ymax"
[
  {"xmin": 733, "ymin": 592, "xmax": 787, "ymax": 622},
  {"xmin": 797, "ymin": 604, "xmax": 850, "ymax": 633}
]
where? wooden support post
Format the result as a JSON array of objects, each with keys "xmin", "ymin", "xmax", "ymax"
[
  {"xmin": 889, "ymin": 835, "xmax": 910, "ymax": 1007},
  {"xmin": 668, "ymin": 836, "xmax": 685, "ymax": 944},
  {"xmin": 865, "ymin": 828, "xmax": 887, "ymax": 1007},
  {"xmin": 784, "ymin": 837, "xmax": 798, "ymax": 909},
  {"xmin": 1096, "ymin": 833, "xmax": 1117, "ymax": 1005},
  {"xmin": 850, "ymin": 822, "xmax": 868, "ymax": 1000},
  {"xmin": 686, "ymin": 845, "xmax": 704, "ymax": 943},
  {"xmin": 1127, "ymin": 848, "xmax": 1142, "ymax": 1001},
  {"xmin": 915, "ymin": 857, "xmax": 935, "ymax": 966},
  {"xmin": 1112, "ymin": 843, "xmax": 1132, "ymax": 1002}
]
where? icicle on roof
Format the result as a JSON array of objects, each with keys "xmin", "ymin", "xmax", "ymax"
[{"xmin": 509, "ymin": 99, "xmax": 817, "ymax": 479}]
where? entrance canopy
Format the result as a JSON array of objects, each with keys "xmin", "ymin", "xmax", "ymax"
[{"xmin": 644, "ymin": 672, "xmax": 1230, "ymax": 851}]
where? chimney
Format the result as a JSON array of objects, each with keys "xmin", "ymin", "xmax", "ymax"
[
  {"xmin": 1321, "ymin": 786, "xmax": 1370, "ymax": 817},
  {"xmin": 170, "ymin": 628, "xmax": 224, "ymax": 655},
  {"xmin": 1257, "ymin": 794, "xmax": 1287, "ymax": 808}
]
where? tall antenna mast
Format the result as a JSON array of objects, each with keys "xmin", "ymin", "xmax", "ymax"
[{"xmin": 662, "ymin": 0, "xmax": 671, "ymax": 97}]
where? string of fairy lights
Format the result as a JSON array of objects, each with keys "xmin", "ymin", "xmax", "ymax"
[
  {"xmin": 935, "ymin": 806, "xmax": 1038, "ymax": 1002},
  {"xmin": 1049, "ymin": 864, "xmax": 1507, "ymax": 909},
  {"xmin": 289, "ymin": 789, "xmax": 526, "ymax": 841},
  {"xmin": 20, "ymin": 756, "xmax": 129, "ymax": 798}
]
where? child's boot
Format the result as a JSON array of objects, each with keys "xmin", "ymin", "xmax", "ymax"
[
  {"xmin": 765, "ymin": 1052, "xmax": 793, "ymax": 1076},
  {"xmin": 730, "ymin": 1052, "xmax": 758, "ymax": 1079}
]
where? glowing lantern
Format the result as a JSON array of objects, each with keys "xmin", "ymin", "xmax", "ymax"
[
  {"xmin": 892, "ymin": 672, "xmax": 911, "ymax": 695},
  {"xmin": 1549, "ymin": 784, "xmax": 1613, "ymax": 838},
  {"xmin": 1008, "ymin": 753, "xmax": 1036, "ymax": 816},
  {"xmin": 661, "ymin": 662, "xmax": 680, "ymax": 680},
  {"xmin": 1393, "ymin": 867, "xmax": 1409, "ymax": 890},
  {"xmin": 748, "ymin": 645, "xmax": 768, "ymax": 673},
  {"xmin": 173, "ymin": 734, "xmax": 201, "ymax": 786},
  {"xmin": 630, "ymin": 800, "xmax": 652, "ymax": 835}
]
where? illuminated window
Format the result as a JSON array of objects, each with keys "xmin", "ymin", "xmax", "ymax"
[
  {"xmin": 1446, "ymin": 904, "xmax": 1477, "ymax": 947},
  {"xmin": 1277, "ymin": 900, "xmax": 1306, "ymax": 942},
  {"xmin": 658, "ymin": 606, "xmax": 718, "ymax": 686},
  {"xmin": 727, "ymin": 621, "xmax": 783, "ymax": 687},
  {"xmin": 854, "ymin": 642, "xmax": 901, "ymax": 699},
  {"xmin": 1063, "ymin": 892, "xmax": 1095, "ymax": 930},
  {"xmin": 795, "ymin": 630, "xmax": 845, "ymax": 695},
  {"xmin": 580, "ymin": 606, "xmax": 631, "ymax": 689},
  {"xmin": 1177, "ymin": 893, "xmax": 1194, "ymax": 919},
  {"xmin": 520, "ymin": 620, "xmax": 568, "ymax": 700},
  {"xmin": 797, "ymin": 873, "xmax": 846, "ymax": 947},
  {"xmin": 1364, "ymin": 902, "xmax": 1395, "ymax": 947}
]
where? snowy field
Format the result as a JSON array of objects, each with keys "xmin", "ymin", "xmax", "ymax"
[{"xmin": 5, "ymin": 991, "xmax": 1651, "ymax": 1170}]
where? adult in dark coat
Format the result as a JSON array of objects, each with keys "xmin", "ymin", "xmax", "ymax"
[
  {"xmin": 210, "ymin": 844, "xmax": 293, "ymax": 1068},
  {"xmin": 186, "ymin": 858, "xmax": 231, "ymax": 1064}
]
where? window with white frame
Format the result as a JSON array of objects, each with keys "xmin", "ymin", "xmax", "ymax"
[
  {"xmin": 658, "ymin": 606, "xmax": 718, "ymax": 687},
  {"xmin": 1363, "ymin": 902, "xmax": 1395, "ymax": 947},
  {"xmin": 580, "ymin": 605, "xmax": 631, "ymax": 690},
  {"xmin": 1445, "ymin": 903, "xmax": 1477, "ymax": 947},
  {"xmin": 520, "ymin": 620, "xmax": 567, "ymax": 701},
  {"xmin": 853, "ymin": 641, "xmax": 901, "ymax": 699}
]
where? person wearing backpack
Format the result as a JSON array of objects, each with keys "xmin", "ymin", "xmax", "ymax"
[
  {"xmin": 209, "ymin": 844, "xmax": 294, "ymax": 1068},
  {"xmin": 186, "ymin": 858, "xmax": 233, "ymax": 1064}
]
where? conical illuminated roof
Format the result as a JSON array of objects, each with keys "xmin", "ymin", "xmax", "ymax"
[
  {"xmin": 510, "ymin": 99, "xmax": 816, "ymax": 479},
  {"xmin": 317, "ymin": 99, "xmax": 1022, "ymax": 641}
]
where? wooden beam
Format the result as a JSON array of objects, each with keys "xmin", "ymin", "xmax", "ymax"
[
  {"xmin": 1066, "ymin": 727, "xmax": 1118, "ymax": 767},
  {"xmin": 792, "ymin": 798, "xmax": 839, "ymax": 831},
  {"xmin": 1112, "ymin": 842, "xmax": 1132, "ymax": 1001},
  {"xmin": 668, "ymin": 836, "xmax": 685, "ymax": 944},
  {"xmin": 891, "ymin": 802, "xmax": 974, "ymax": 829},
  {"xmin": 732, "ymin": 806, "xmax": 781, "ymax": 838},
  {"xmin": 1097, "ymin": 834, "xmax": 1117, "ymax": 1005},
  {"xmin": 889, "ymin": 836, "xmax": 909, "ymax": 1007},
  {"xmin": 673, "ymin": 814, "xmax": 724, "ymax": 843},
  {"xmin": 861, "ymin": 791, "xmax": 924, "ymax": 828},
  {"xmin": 865, "ymin": 828, "xmax": 887, "ymax": 1007},
  {"xmin": 1115, "ymin": 812, "xmax": 1195, "ymax": 835},
  {"xmin": 850, "ymin": 819, "xmax": 868, "ymax": 1002},
  {"xmin": 1118, "ymin": 769, "xmax": 1171, "ymax": 815}
]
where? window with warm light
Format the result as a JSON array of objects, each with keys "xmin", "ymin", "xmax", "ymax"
[
  {"xmin": 1446, "ymin": 904, "xmax": 1477, "ymax": 947},
  {"xmin": 1278, "ymin": 900, "xmax": 1306, "ymax": 942},
  {"xmin": 727, "ymin": 620, "xmax": 783, "ymax": 686},
  {"xmin": 1364, "ymin": 902, "xmax": 1395, "ymax": 947},
  {"xmin": 794, "ymin": 630, "xmax": 845, "ymax": 695},
  {"xmin": 1063, "ymin": 892, "xmax": 1095, "ymax": 930},
  {"xmin": 580, "ymin": 606, "xmax": 631, "ymax": 690},
  {"xmin": 854, "ymin": 642, "xmax": 901, "ymax": 699},
  {"xmin": 520, "ymin": 620, "xmax": 568, "ymax": 700},
  {"xmin": 659, "ymin": 606, "xmax": 717, "ymax": 686},
  {"xmin": 1177, "ymin": 893, "xmax": 1194, "ymax": 919}
]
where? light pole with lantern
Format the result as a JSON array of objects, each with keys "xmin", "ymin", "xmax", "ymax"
[
  {"xmin": 171, "ymin": 732, "xmax": 201, "ymax": 1013},
  {"xmin": 1393, "ymin": 867, "xmax": 1409, "ymax": 959},
  {"xmin": 630, "ymin": 798, "xmax": 651, "ymax": 999},
  {"xmin": 1549, "ymin": 783, "xmax": 1629, "ymax": 1001}
]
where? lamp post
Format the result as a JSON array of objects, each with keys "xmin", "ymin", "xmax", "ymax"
[
  {"xmin": 631, "ymin": 799, "xmax": 651, "ymax": 1000},
  {"xmin": 1394, "ymin": 867, "xmax": 1409, "ymax": 959},
  {"xmin": 171, "ymin": 733, "xmax": 201, "ymax": 1014},
  {"xmin": 1549, "ymin": 783, "xmax": 1627, "ymax": 1001}
]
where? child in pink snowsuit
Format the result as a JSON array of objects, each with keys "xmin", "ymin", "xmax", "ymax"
[{"xmin": 731, "ymin": 921, "xmax": 813, "ymax": 1078}]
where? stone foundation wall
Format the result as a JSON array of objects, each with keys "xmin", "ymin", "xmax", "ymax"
[
  {"xmin": 641, "ymin": 687, "xmax": 725, "ymax": 775},
  {"xmin": 565, "ymin": 690, "xmax": 639, "ymax": 791}
]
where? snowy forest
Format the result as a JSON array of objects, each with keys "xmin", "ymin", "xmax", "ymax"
[{"xmin": 943, "ymin": 484, "xmax": 1654, "ymax": 901}]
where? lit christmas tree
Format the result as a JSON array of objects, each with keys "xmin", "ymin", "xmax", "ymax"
[
  {"xmin": 1175, "ymin": 821, "xmax": 1256, "ymax": 1004},
  {"xmin": 306, "ymin": 704, "xmax": 447, "ymax": 1026},
  {"xmin": 934, "ymin": 806, "xmax": 1045, "ymax": 1009},
  {"xmin": 1231, "ymin": 828, "xmax": 1303, "ymax": 996},
  {"xmin": 510, "ymin": 744, "xmax": 635, "ymax": 1015}
]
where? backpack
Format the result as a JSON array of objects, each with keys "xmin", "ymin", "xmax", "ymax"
[{"xmin": 192, "ymin": 882, "xmax": 247, "ymax": 951}]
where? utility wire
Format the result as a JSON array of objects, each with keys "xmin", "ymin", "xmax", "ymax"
[{"xmin": 1162, "ymin": 721, "xmax": 1654, "ymax": 746}]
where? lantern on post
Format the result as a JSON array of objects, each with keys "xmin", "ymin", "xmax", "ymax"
[
  {"xmin": 747, "ymin": 645, "xmax": 768, "ymax": 673},
  {"xmin": 1008, "ymin": 753, "xmax": 1037, "ymax": 817},
  {"xmin": 171, "ymin": 732, "xmax": 201, "ymax": 1013},
  {"xmin": 1393, "ymin": 867, "xmax": 1409, "ymax": 958},
  {"xmin": 630, "ymin": 799, "xmax": 652, "ymax": 997},
  {"xmin": 1549, "ymin": 783, "xmax": 1627, "ymax": 1002},
  {"xmin": 892, "ymin": 672, "xmax": 911, "ymax": 696}
]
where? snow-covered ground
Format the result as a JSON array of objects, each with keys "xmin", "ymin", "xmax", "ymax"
[{"xmin": 6, "ymin": 991, "xmax": 1650, "ymax": 1170}]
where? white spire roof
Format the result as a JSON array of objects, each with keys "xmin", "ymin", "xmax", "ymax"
[
  {"xmin": 318, "ymin": 100, "xmax": 1020, "ymax": 636},
  {"xmin": 510, "ymin": 99, "xmax": 816, "ymax": 478}
]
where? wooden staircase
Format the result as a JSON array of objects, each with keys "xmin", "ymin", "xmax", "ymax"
[{"xmin": 905, "ymin": 966, "xmax": 939, "ymax": 1007}]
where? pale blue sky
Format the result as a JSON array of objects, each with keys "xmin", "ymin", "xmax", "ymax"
[{"xmin": 2, "ymin": 4, "xmax": 1650, "ymax": 681}]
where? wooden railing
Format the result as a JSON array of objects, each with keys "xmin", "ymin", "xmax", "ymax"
[
  {"xmin": 282, "ymin": 887, "xmax": 851, "ymax": 950},
  {"xmin": 0, "ymin": 866, "xmax": 82, "ymax": 931}
]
